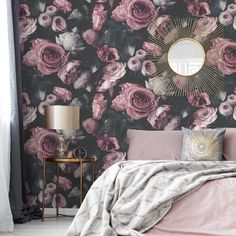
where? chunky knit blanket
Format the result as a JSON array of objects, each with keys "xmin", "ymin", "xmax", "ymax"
[{"xmin": 66, "ymin": 160, "xmax": 236, "ymax": 236}]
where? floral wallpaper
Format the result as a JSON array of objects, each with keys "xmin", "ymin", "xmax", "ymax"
[{"xmin": 19, "ymin": 0, "xmax": 236, "ymax": 208}]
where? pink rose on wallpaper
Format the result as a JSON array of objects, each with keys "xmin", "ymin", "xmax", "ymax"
[
  {"xmin": 38, "ymin": 13, "xmax": 52, "ymax": 28},
  {"xmin": 187, "ymin": 91, "xmax": 211, "ymax": 108},
  {"xmin": 46, "ymin": 183, "xmax": 57, "ymax": 195},
  {"xmin": 164, "ymin": 116, "xmax": 181, "ymax": 130},
  {"xmin": 74, "ymin": 71, "xmax": 91, "ymax": 89},
  {"xmin": 19, "ymin": 18, "xmax": 37, "ymax": 45},
  {"xmin": 97, "ymin": 45, "xmax": 120, "ymax": 62},
  {"xmin": 141, "ymin": 60, "xmax": 157, "ymax": 76},
  {"xmin": 206, "ymin": 38, "xmax": 236, "ymax": 75},
  {"xmin": 193, "ymin": 107, "xmax": 217, "ymax": 129},
  {"xmin": 227, "ymin": 94, "xmax": 236, "ymax": 107},
  {"xmin": 52, "ymin": 16, "xmax": 67, "ymax": 32},
  {"xmin": 227, "ymin": 3, "xmax": 236, "ymax": 15},
  {"xmin": 135, "ymin": 49, "xmax": 147, "ymax": 61},
  {"xmin": 52, "ymin": 176, "xmax": 72, "ymax": 191},
  {"xmin": 23, "ymin": 105, "xmax": 37, "ymax": 130},
  {"xmin": 23, "ymin": 39, "xmax": 68, "ymax": 75},
  {"xmin": 219, "ymin": 12, "xmax": 233, "ymax": 26},
  {"xmin": 19, "ymin": 3, "xmax": 31, "ymax": 18},
  {"xmin": 186, "ymin": 1, "xmax": 211, "ymax": 17},
  {"xmin": 52, "ymin": 193, "xmax": 67, "ymax": 208},
  {"xmin": 219, "ymin": 102, "xmax": 233, "ymax": 117},
  {"xmin": 52, "ymin": 87, "xmax": 72, "ymax": 101},
  {"xmin": 112, "ymin": 0, "xmax": 158, "ymax": 30},
  {"xmin": 142, "ymin": 42, "xmax": 162, "ymax": 57},
  {"xmin": 100, "ymin": 151, "xmax": 126, "ymax": 172},
  {"xmin": 83, "ymin": 118, "xmax": 100, "ymax": 136},
  {"xmin": 147, "ymin": 105, "xmax": 172, "ymax": 129},
  {"xmin": 22, "ymin": 92, "xmax": 31, "ymax": 105},
  {"xmin": 92, "ymin": 93, "xmax": 108, "ymax": 120},
  {"xmin": 59, "ymin": 163, "xmax": 77, "ymax": 174},
  {"xmin": 82, "ymin": 29, "xmax": 99, "ymax": 47},
  {"xmin": 38, "ymin": 191, "xmax": 52, "ymax": 205},
  {"xmin": 112, "ymin": 83, "xmax": 158, "ymax": 120},
  {"xmin": 92, "ymin": 4, "xmax": 107, "ymax": 31},
  {"xmin": 57, "ymin": 60, "xmax": 80, "ymax": 85},
  {"xmin": 24, "ymin": 127, "xmax": 60, "ymax": 161},
  {"xmin": 97, "ymin": 134, "xmax": 120, "ymax": 152},
  {"xmin": 46, "ymin": 5, "xmax": 58, "ymax": 16},
  {"xmin": 52, "ymin": 0, "xmax": 72, "ymax": 13},
  {"xmin": 25, "ymin": 195, "xmax": 37, "ymax": 207},
  {"xmin": 127, "ymin": 57, "xmax": 142, "ymax": 71},
  {"xmin": 38, "ymin": 94, "xmax": 58, "ymax": 115}
]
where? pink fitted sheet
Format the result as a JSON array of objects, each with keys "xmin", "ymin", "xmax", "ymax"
[{"xmin": 143, "ymin": 178, "xmax": 236, "ymax": 236}]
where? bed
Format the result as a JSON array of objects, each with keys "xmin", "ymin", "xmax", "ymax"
[{"xmin": 66, "ymin": 128, "xmax": 236, "ymax": 236}]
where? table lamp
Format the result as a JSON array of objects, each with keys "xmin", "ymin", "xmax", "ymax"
[{"xmin": 44, "ymin": 105, "xmax": 80, "ymax": 158}]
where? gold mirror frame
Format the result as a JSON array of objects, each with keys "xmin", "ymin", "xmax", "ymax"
[{"xmin": 147, "ymin": 18, "xmax": 224, "ymax": 96}]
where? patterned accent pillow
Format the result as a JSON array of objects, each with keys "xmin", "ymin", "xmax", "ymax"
[{"xmin": 181, "ymin": 128, "xmax": 226, "ymax": 161}]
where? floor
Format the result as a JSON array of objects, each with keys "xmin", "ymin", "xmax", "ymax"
[{"xmin": 0, "ymin": 217, "xmax": 73, "ymax": 236}]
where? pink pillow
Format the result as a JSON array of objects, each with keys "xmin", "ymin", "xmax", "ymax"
[
  {"xmin": 127, "ymin": 129, "xmax": 183, "ymax": 160},
  {"xmin": 223, "ymin": 128, "xmax": 236, "ymax": 161}
]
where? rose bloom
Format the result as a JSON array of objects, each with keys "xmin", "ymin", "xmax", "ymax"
[
  {"xmin": 164, "ymin": 116, "xmax": 181, "ymax": 130},
  {"xmin": 92, "ymin": 4, "xmax": 107, "ymax": 31},
  {"xmin": 187, "ymin": 1, "xmax": 211, "ymax": 17},
  {"xmin": 38, "ymin": 191, "xmax": 52, "ymax": 205},
  {"xmin": 23, "ymin": 105, "xmax": 37, "ymax": 129},
  {"xmin": 193, "ymin": 107, "xmax": 217, "ymax": 129},
  {"xmin": 59, "ymin": 163, "xmax": 77, "ymax": 174},
  {"xmin": 19, "ymin": 3, "xmax": 31, "ymax": 18},
  {"xmin": 141, "ymin": 60, "xmax": 157, "ymax": 76},
  {"xmin": 233, "ymin": 107, "xmax": 236, "ymax": 121},
  {"xmin": 46, "ymin": 5, "xmax": 58, "ymax": 16},
  {"xmin": 74, "ymin": 71, "xmax": 91, "ymax": 89},
  {"xmin": 19, "ymin": 18, "xmax": 37, "ymax": 45},
  {"xmin": 112, "ymin": 83, "xmax": 158, "ymax": 120},
  {"xmin": 52, "ymin": 193, "xmax": 67, "ymax": 208},
  {"xmin": 23, "ymin": 39, "xmax": 68, "ymax": 75},
  {"xmin": 227, "ymin": 94, "xmax": 236, "ymax": 107},
  {"xmin": 57, "ymin": 60, "xmax": 80, "ymax": 85},
  {"xmin": 92, "ymin": 93, "xmax": 108, "ymax": 120},
  {"xmin": 112, "ymin": 0, "xmax": 158, "ymax": 30},
  {"xmin": 103, "ymin": 62, "xmax": 126, "ymax": 81},
  {"xmin": 135, "ymin": 49, "xmax": 147, "ymax": 61},
  {"xmin": 38, "ymin": 13, "xmax": 52, "ymax": 28},
  {"xmin": 97, "ymin": 134, "xmax": 120, "ymax": 152},
  {"xmin": 22, "ymin": 92, "xmax": 31, "ymax": 105},
  {"xmin": 193, "ymin": 17, "xmax": 217, "ymax": 38},
  {"xmin": 52, "ymin": 0, "xmax": 72, "ymax": 13},
  {"xmin": 83, "ymin": 118, "xmax": 100, "ymax": 136},
  {"xmin": 219, "ymin": 12, "xmax": 233, "ymax": 26},
  {"xmin": 97, "ymin": 45, "xmax": 120, "ymax": 62},
  {"xmin": 147, "ymin": 105, "xmax": 171, "ymax": 130},
  {"xmin": 52, "ymin": 86, "xmax": 72, "ymax": 101},
  {"xmin": 82, "ymin": 29, "xmax": 99, "ymax": 47},
  {"xmin": 46, "ymin": 94, "xmax": 58, "ymax": 104},
  {"xmin": 100, "ymin": 151, "xmax": 126, "ymax": 171},
  {"xmin": 127, "ymin": 57, "xmax": 142, "ymax": 71},
  {"xmin": 207, "ymin": 38, "xmax": 236, "ymax": 75},
  {"xmin": 52, "ymin": 176, "xmax": 72, "ymax": 191},
  {"xmin": 24, "ymin": 127, "xmax": 60, "ymax": 161},
  {"xmin": 46, "ymin": 183, "xmax": 57, "ymax": 195},
  {"xmin": 52, "ymin": 16, "xmax": 67, "ymax": 32},
  {"xmin": 56, "ymin": 28, "xmax": 84, "ymax": 53},
  {"xmin": 187, "ymin": 91, "xmax": 211, "ymax": 108},
  {"xmin": 219, "ymin": 102, "xmax": 233, "ymax": 117},
  {"xmin": 25, "ymin": 195, "xmax": 37, "ymax": 207},
  {"xmin": 142, "ymin": 42, "xmax": 162, "ymax": 57},
  {"xmin": 227, "ymin": 4, "xmax": 236, "ymax": 16}
]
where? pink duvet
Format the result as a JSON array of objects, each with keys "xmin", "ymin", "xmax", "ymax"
[{"xmin": 144, "ymin": 178, "xmax": 236, "ymax": 236}]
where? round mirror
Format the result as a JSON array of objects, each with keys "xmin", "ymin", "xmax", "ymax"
[{"xmin": 167, "ymin": 38, "xmax": 205, "ymax": 76}]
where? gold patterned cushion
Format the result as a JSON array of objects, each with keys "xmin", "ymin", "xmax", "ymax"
[{"xmin": 181, "ymin": 128, "xmax": 226, "ymax": 161}]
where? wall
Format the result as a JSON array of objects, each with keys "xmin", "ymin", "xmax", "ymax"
[{"xmin": 19, "ymin": 0, "xmax": 236, "ymax": 208}]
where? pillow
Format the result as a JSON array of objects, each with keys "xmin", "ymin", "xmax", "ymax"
[
  {"xmin": 127, "ymin": 129, "xmax": 183, "ymax": 160},
  {"xmin": 223, "ymin": 128, "xmax": 236, "ymax": 161},
  {"xmin": 181, "ymin": 128, "xmax": 226, "ymax": 161}
]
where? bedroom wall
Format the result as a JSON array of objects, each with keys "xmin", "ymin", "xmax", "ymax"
[{"xmin": 20, "ymin": 0, "xmax": 236, "ymax": 208}]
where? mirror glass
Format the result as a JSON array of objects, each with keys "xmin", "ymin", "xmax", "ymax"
[{"xmin": 168, "ymin": 38, "xmax": 205, "ymax": 76}]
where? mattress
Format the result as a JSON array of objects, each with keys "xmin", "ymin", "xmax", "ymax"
[{"xmin": 144, "ymin": 178, "xmax": 236, "ymax": 236}]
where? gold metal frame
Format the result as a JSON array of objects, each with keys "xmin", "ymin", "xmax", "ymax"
[
  {"xmin": 42, "ymin": 157, "xmax": 95, "ymax": 221},
  {"xmin": 167, "ymin": 38, "xmax": 205, "ymax": 77}
]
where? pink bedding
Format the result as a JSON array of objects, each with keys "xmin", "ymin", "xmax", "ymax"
[{"xmin": 144, "ymin": 178, "xmax": 236, "ymax": 236}]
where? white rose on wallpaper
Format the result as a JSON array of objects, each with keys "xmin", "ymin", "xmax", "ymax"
[{"xmin": 56, "ymin": 27, "xmax": 85, "ymax": 53}]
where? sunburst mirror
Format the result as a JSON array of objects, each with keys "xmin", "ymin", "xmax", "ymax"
[{"xmin": 147, "ymin": 17, "xmax": 224, "ymax": 96}]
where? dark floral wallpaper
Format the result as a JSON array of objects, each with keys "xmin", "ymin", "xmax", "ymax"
[{"xmin": 19, "ymin": 0, "xmax": 236, "ymax": 208}]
